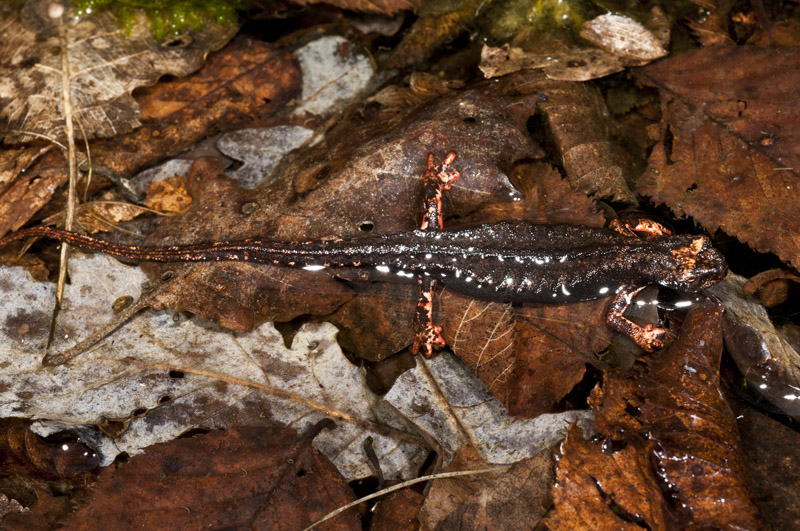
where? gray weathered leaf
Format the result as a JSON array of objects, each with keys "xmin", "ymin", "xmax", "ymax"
[
  {"xmin": 385, "ymin": 352, "xmax": 593, "ymax": 466},
  {"xmin": 0, "ymin": 254, "xmax": 427, "ymax": 480}
]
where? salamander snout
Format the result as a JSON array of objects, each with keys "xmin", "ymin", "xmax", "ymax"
[{"xmin": 662, "ymin": 235, "xmax": 728, "ymax": 292}]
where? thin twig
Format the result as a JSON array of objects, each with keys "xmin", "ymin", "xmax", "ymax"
[
  {"xmin": 49, "ymin": 4, "xmax": 79, "ymax": 349},
  {"xmin": 303, "ymin": 466, "xmax": 509, "ymax": 530}
]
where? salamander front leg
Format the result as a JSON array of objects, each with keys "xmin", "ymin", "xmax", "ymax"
[{"xmin": 606, "ymin": 286, "xmax": 667, "ymax": 352}]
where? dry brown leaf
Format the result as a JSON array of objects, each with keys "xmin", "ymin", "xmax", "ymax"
[
  {"xmin": 441, "ymin": 294, "xmax": 515, "ymax": 406},
  {"xmin": 144, "ymin": 176, "xmax": 192, "ymax": 215},
  {"xmin": 0, "ymin": 1, "xmax": 236, "ymax": 144},
  {"xmin": 637, "ymin": 46, "xmax": 800, "ymax": 269},
  {"xmin": 387, "ymin": 0, "xmax": 479, "ymax": 69},
  {"xmin": 292, "ymin": 0, "xmax": 418, "ymax": 15},
  {"xmin": 420, "ymin": 445, "xmax": 554, "ymax": 530}
]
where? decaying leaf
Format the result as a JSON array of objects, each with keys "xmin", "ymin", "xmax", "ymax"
[
  {"xmin": 386, "ymin": 0, "xmax": 479, "ymax": 69},
  {"xmin": 63, "ymin": 426, "xmax": 361, "ymax": 530},
  {"xmin": 743, "ymin": 267, "xmax": 800, "ymax": 307},
  {"xmin": 0, "ymin": 0, "xmax": 237, "ymax": 144},
  {"xmin": 710, "ymin": 273, "xmax": 800, "ymax": 418},
  {"xmin": 420, "ymin": 445, "xmax": 554, "ymax": 530},
  {"xmin": 0, "ymin": 254, "xmax": 428, "ymax": 481},
  {"xmin": 0, "ymin": 37, "xmax": 302, "ymax": 236},
  {"xmin": 508, "ymin": 298, "xmax": 610, "ymax": 418},
  {"xmin": 384, "ymin": 351, "xmax": 593, "ymax": 467},
  {"xmin": 480, "ymin": 44, "xmax": 630, "ymax": 82},
  {"xmin": 292, "ymin": 0, "xmax": 418, "ymax": 16},
  {"xmin": 292, "ymin": 36, "xmax": 375, "ymax": 119},
  {"xmin": 735, "ymin": 405, "xmax": 800, "ymax": 529},
  {"xmin": 509, "ymin": 72, "xmax": 636, "ymax": 202},
  {"xmin": 481, "ymin": 9, "xmax": 668, "ymax": 83},
  {"xmin": 685, "ymin": 0, "xmax": 736, "ymax": 46},
  {"xmin": 549, "ymin": 425, "xmax": 670, "ymax": 530},
  {"xmin": 552, "ymin": 300, "xmax": 763, "ymax": 529},
  {"xmin": 370, "ymin": 488, "xmax": 425, "ymax": 530},
  {"xmin": 68, "ymin": 198, "xmax": 152, "ymax": 233},
  {"xmin": 440, "ymin": 295, "xmax": 515, "ymax": 406},
  {"xmin": 637, "ymin": 46, "xmax": 800, "ymax": 269}
]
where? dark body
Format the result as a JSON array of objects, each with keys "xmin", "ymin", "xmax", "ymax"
[{"xmin": 0, "ymin": 220, "xmax": 727, "ymax": 303}]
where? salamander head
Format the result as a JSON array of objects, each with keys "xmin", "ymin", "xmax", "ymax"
[{"xmin": 657, "ymin": 235, "xmax": 727, "ymax": 292}]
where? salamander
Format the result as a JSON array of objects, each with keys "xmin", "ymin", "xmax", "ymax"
[{"xmin": 0, "ymin": 153, "xmax": 727, "ymax": 359}]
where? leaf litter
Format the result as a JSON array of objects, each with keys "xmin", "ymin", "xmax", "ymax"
[{"xmin": 0, "ymin": 254, "xmax": 428, "ymax": 480}]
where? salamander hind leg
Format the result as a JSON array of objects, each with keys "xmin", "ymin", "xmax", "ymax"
[{"xmin": 606, "ymin": 286, "xmax": 667, "ymax": 352}]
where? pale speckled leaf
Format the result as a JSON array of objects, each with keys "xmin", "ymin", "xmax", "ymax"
[
  {"xmin": 0, "ymin": 0, "xmax": 236, "ymax": 144},
  {"xmin": 580, "ymin": 13, "xmax": 667, "ymax": 61},
  {"xmin": 384, "ymin": 352, "xmax": 594, "ymax": 466},
  {"xmin": 217, "ymin": 126, "xmax": 314, "ymax": 189},
  {"xmin": 0, "ymin": 254, "xmax": 427, "ymax": 480},
  {"xmin": 292, "ymin": 35, "xmax": 375, "ymax": 117}
]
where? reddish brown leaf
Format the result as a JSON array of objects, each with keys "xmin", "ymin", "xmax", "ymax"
[
  {"xmin": 386, "ymin": 2, "xmax": 477, "ymax": 69},
  {"xmin": 589, "ymin": 300, "xmax": 763, "ymax": 529},
  {"xmin": 743, "ymin": 268, "xmax": 800, "ymax": 307},
  {"xmin": 0, "ymin": 165, "xmax": 66, "ymax": 238},
  {"xmin": 370, "ymin": 488, "xmax": 425, "ymax": 531},
  {"xmin": 507, "ymin": 295, "xmax": 611, "ymax": 418},
  {"xmin": 441, "ymin": 293, "xmax": 515, "ymax": 405},
  {"xmin": 62, "ymin": 426, "xmax": 360, "ymax": 530},
  {"xmin": 637, "ymin": 46, "xmax": 800, "ymax": 269},
  {"xmin": 549, "ymin": 425, "xmax": 670, "ymax": 530},
  {"xmin": 685, "ymin": 1, "xmax": 736, "ymax": 46}
]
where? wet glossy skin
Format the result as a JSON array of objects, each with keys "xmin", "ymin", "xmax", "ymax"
[{"xmin": 0, "ymin": 221, "xmax": 728, "ymax": 302}]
